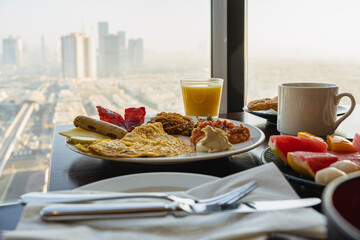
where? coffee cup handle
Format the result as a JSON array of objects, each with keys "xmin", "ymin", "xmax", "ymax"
[{"xmin": 333, "ymin": 93, "xmax": 356, "ymax": 130}]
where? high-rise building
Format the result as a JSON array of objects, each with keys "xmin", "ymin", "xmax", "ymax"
[
  {"xmin": 97, "ymin": 22, "xmax": 144, "ymax": 76},
  {"xmin": 128, "ymin": 38, "xmax": 144, "ymax": 70},
  {"xmin": 41, "ymin": 36, "xmax": 47, "ymax": 71},
  {"xmin": 117, "ymin": 31, "xmax": 127, "ymax": 70},
  {"xmin": 98, "ymin": 22, "xmax": 109, "ymax": 77},
  {"xmin": 2, "ymin": 36, "xmax": 23, "ymax": 70},
  {"xmin": 117, "ymin": 31, "xmax": 126, "ymax": 50},
  {"xmin": 98, "ymin": 22, "xmax": 109, "ymax": 49},
  {"xmin": 102, "ymin": 34, "xmax": 122, "ymax": 77},
  {"xmin": 61, "ymin": 33, "xmax": 96, "ymax": 78},
  {"xmin": 84, "ymin": 36, "xmax": 97, "ymax": 78}
]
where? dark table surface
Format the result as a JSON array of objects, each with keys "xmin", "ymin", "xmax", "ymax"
[{"xmin": 1, "ymin": 107, "xmax": 359, "ymax": 233}]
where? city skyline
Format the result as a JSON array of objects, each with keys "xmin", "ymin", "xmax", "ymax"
[
  {"xmin": 2, "ymin": 0, "xmax": 360, "ymax": 62},
  {"xmin": 0, "ymin": 19, "xmax": 207, "ymax": 76},
  {"xmin": 60, "ymin": 22, "xmax": 144, "ymax": 79},
  {"xmin": 0, "ymin": 0, "xmax": 210, "ymax": 54}
]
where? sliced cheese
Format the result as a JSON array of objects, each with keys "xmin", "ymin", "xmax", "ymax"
[{"xmin": 59, "ymin": 127, "xmax": 108, "ymax": 144}]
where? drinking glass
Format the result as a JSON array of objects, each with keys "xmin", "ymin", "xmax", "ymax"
[{"xmin": 180, "ymin": 78, "xmax": 223, "ymax": 117}]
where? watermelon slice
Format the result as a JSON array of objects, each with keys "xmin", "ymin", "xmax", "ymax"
[
  {"xmin": 353, "ymin": 133, "xmax": 360, "ymax": 152},
  {"xmin": 287, "ymin": 151, "xmax": 339, "ymax": 178},
  {"xmin": 329, "ymin": 151, "xmax": 360, "ymax": 166},
  {"xmin": 268, "ymin": 135, "xmax": 328, "ymax": 164}
]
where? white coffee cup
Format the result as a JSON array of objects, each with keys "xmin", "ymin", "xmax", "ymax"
[{"xmin": 277, "ymin": 83, "xmax": 356, "ymax": 136}]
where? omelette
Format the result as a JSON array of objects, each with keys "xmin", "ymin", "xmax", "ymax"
[{"xmin": 76, "ymin": 122, "xmax": 194, "ymax": 158}]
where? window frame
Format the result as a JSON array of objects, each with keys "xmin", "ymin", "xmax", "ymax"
[{"xmin": 211, "ymin": 0, "xmax": 247, "ymax": 113}]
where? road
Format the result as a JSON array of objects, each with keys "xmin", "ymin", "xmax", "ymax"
[{"xmin": 0, "ymin": 102, "xmax": 35, "ymax": 175}]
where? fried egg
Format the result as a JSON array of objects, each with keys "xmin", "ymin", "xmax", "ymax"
[{"xmin": 76, "ymin": 122, "xmax": 194, "ymax": 158}]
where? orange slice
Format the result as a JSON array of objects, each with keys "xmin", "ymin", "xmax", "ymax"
[
  {"xmin": 297, "ymin": 132, "xmax": 325, "ymax": 142},
  {"xmin": 327, "ymin": 135, "xmax": 357, "ymax": 152}
]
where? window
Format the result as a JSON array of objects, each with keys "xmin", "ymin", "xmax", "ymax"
[
  {"xmin": 247, "ymin": 0, "xmax": 360, "ymax": 104},
  {"xmin": 0, "ymin": 0, "xmax": 210, "ymax": 204}
]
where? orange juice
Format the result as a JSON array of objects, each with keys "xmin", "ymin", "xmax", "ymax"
[{"xmin": 180, "ymin": 79, "xmax": 223, "ymax": 117}]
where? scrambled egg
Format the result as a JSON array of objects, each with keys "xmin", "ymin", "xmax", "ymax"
[{"xmin": 76, "ymin": 122, "xmax": 194, "ymax": 158}]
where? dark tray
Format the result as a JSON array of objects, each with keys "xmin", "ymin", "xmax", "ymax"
[{"xmin": 260, "ymin": 147, "xmax": 325, "ymax": 198}]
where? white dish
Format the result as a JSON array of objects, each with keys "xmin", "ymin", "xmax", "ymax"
[
  {"xmin": 66, "ymin": 120, "xmax": 265, "ymax": 164},
  {"xmin": 76, "ymin": 172, "xmax": 219, "ymax": 192}
]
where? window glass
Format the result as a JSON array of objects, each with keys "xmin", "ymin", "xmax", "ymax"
[
  {"xmin": 247, "ymin": 0, "xmax": 360, "ymax": 104},
  {"xmin": 0, "ymin": 0, "xmax": 210, "ymax": 204}
]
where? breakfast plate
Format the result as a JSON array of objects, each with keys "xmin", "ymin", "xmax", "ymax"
[
  {"xmin": 76, "ymin": 172, "xmax": 219, "ymax": 192},
  {"xmin": 260, "ymin": 147, "xmax": 325, "ymax": 192},
  {"xmin": 244, "ymin": 105, "xmax": 348, "ymax": 125},
  {"xmin": 65, "ymin": 120, "xmax": 265, "ymax": 164}
]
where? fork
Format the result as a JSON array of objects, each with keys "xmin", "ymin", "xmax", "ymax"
[
  {"xmin": 20, "ymin": 180, "xmax": 258, "ymax": 206},
  {"xmin": 39, "ymin": 181, "xmax": 258, "ymax": 221}
]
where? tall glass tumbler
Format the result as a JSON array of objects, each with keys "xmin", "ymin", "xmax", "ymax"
[{"xmin": 180, "ymin": 78, "xmax": 223, "ymax": 117}]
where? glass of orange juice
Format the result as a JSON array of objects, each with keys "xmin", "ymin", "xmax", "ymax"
[{"xmin": 180, "ymin": 78, "xmax": 223, "ymax": 117}]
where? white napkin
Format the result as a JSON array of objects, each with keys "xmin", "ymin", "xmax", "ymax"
[{"xmin": 3, "ymin": 163, "xmax": 326, "ymax": 240}]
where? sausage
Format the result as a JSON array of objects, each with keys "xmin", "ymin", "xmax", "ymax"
[{"xmin": 73, "ymin": 115, "xmax": 127, "ymax": 139}]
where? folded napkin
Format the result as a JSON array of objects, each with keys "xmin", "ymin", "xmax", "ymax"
[{"xmin": 3, "ymin": 163, "xmax": 326, "ymax": 240}]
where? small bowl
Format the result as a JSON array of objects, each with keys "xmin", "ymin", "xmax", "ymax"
[{"xmin": 322, "ymin": 172, "xmax": 360, "ymax": 240}]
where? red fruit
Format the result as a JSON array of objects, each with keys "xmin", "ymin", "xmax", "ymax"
[
  {"xmin": 97, "ymin": 106, "xmax": 126, "ymax": 129},
  {"xmin": 329, "ymin": 151, "xmax": 360, "ymax": 166},
  {"xmin": 287, "ymin": 151, "xmax": 339, "ymax": 178},
  {"xmin": 124, "ymin": 107, "xmax": 146, "ymax": 132},
  {"xmin": 97, "ymin": 106, "xmax": 146, "ymax": 132},
  {"xmin": 353, "ymin": 133, "xmax": 360, "ymax": 152},
  {"xmin": 268, "ymin": 135, "xmax": 328, "ymax": 164}
]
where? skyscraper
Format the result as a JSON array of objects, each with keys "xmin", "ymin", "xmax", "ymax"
[
  {"xmin": 98, "ymin": 22, "xmax": 109, "ymax": 49},
  {"xmin": 117, "ymin": 31, "xmax": 127, "ymax": 70},
  {"xmin": 98, "ymin": 22, "xmax": 109, "ymax": 77},
  {"xmin": 128, "ymin": 38, "xmax": 144, "ymax": 70},
  {"xmin": 61, "ymin": 33, "xmax": 96, "ymax": 78},
  {"xmin": 2, "ymin": 36, "xmax": 23, "ymax": 70},
  {"xmin": 41, "ymin": 36, "xmax": 47, "ymax": 71},
  {"xmin": 102, "ymin": 34, "xmax": 122, "ymax": 77},
  {"xmin": 84, "ymin": 36, "xmax": 97, "ymax": 78},
  {"xmin": 117, "ymin": 31, "xmax": 126, "ymax": 50}
]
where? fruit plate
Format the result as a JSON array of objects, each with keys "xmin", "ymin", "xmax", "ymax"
[
  {"xmin": 244, "ymin": 105, "xmax": 348, "ymax": 125},
  {"xmin": 260, "ymin": 147, "xmax": 325, "ymax": 193}
]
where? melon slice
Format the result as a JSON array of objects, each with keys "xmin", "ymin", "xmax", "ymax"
[
  {"xmin": 287, "ymin": 151, "xmax": 339, "ymax": 178},
  {"xmin": 353, "ymin": 133, "xmax": 360, "ymax": 152},
  {"xmin": 268, "ymin": 135, "xmax": 328, "ymax": 164},
  {"xmin": 329, "ymin": 151, "xmax": 360, "ymax": 166}
]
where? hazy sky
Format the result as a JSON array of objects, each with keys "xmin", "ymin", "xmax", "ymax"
[
  {"xmin": 248, "ymin": 0, "xmax": 360, "ymax": 60},
  {"xmin": 1, "ymin": 0, "xmax": 360, "ymax": 60},
  {"xmin": 0, "ymin": 0, "xmax": 210, "ymax": 53}
]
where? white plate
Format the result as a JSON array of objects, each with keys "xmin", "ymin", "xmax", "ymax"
[
  {"xmin": 244, "ymin": 105, "xmax": 348, "ymax": 125},
  {"xmin": 76, "ymin": 172, "xmax": 219, "ymax": 192},
  {"xmin": 66, "ymin": 120, "xmax": 265, "ymax": 164}
]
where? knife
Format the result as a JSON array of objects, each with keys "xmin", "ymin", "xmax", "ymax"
[{"xmin": 40, "ymin": 198, "xmax": 321, "ymax": 221}]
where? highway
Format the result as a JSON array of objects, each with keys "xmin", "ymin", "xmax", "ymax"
[{"xmin": 0, "ymin": 102, "xmax": 36, "ymax": 176}]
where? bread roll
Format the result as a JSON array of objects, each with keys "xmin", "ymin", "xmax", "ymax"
[{"xmin": 73, "ymin": 115, "xmax": 127, "ymax": 139}]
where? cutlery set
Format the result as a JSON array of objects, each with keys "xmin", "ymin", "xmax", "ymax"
[{"xmin": 19, "ymin": 180, "xmax": 321, "ymax": 222}]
